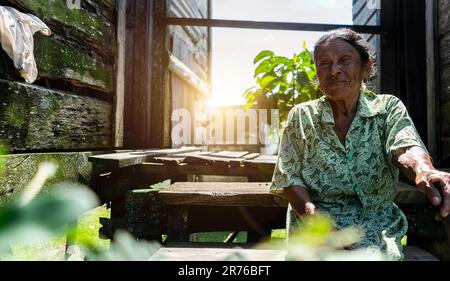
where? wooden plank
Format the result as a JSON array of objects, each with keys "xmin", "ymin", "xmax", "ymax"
[
  {"xmin": 243, "ymin": 155, "xmax": 277, "ymax": 175},
  {"xmin": 158, "ymin": 182, "xmax": 288, "ymax": 207},
  {"xmin": 114, "ymin": 0, "xmax": 127, "ymax": 147},
  {"xmin": 182, "ymin": 154, "xmax": 246, "ymax": 166},
  {"xmin": 243, "ymin": 155, "xmax": 277, "ymax": 164},
  {"xmin": 168, "ymin": 53, "xmax": 211, "ymax": 97},
  {"xmin": 151, "ymin": 151, "xmax": 209, "ymax": 165},
  {"xmin": 229, "ymin": 152, "xmax": 260, "ymax": 166},
  {"xmin": 208, "ymin": 151, "xmax": 250, "ymax": 158},
  {"xmin": 166, "ymin": 18, "xmax": 384, "ymax": 34},
  {"xmin": 168, "ymin": 0, "xmax": 208, "ymax": 44},
  {"xmin": 137, "ymin": 162, "xmax": 271, "ymax": 180},
  {"xmin": 150, "ymin": 0, "xmax": 168, "ymax": 148},
  {"xmin": 178, "ymin": 151, "xmax": 251, "ymax": 165},
  {"xmin": 88, "ymin": 146, "xmax": 202, "ymax": 168},
  {"xmin": 0, "ymin": 34, "xmax": 114, "ymax": 92},
  {"xmin": 2, "ymin": 0, "xmax": 115, "ymax": 60},
  {"xmin": 0, "ymin": 79, "xmax": 112, "ymax": 151},
  {"xmin": 171, "ymin": 26, "xmax": 208, "ymax": 78},
  {"xmin": 123, "ymin": 0, "xmax": 153, "ymax": 148},
  {"xmin": 33, "ymin": 34, "xmax": 113, "ymax": 92},
  {"xmin": 149, "ymin": 245, "xmax": 286, "ymax": 261},
  {"xmin": 426, "ymin": 0, "xmax": 438, "ymax": 159}
]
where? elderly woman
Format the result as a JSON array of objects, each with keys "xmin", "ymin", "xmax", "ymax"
[{"xmin": 271, "ymin": 28, "xmax": 450, "ymax": 260}]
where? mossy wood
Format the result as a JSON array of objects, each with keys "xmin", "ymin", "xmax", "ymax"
[
  {"xmin": 0, "ymin": 0, "xmax": 115, "ymax": 60},
  {"xmin": 0, "ymin": 79, "xmax": 112, "ymax": 151},
  {"xmin": 0, "ymin": 151, "xmax": 98, "ymax": 207}
]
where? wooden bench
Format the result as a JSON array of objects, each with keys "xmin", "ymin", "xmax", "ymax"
[
  {"xmin": 125, "ymin": 181, "xmax": 450, "ymax": 261},
  {"xmin": 89, "ymin": 149, "xmax": 277, "ymax": 239}
]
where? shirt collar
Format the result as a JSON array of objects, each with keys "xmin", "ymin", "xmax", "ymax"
[{"xmin": 319, "ymin": 89, "xmax": 386, "ymax": 125}]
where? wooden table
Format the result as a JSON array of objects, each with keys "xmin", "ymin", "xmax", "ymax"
[{"xmin": 88, "ymin": 147, "xmax": 279, "ymax": 239}]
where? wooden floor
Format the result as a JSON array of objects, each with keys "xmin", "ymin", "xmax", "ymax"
[{"xmin": 149, "ymin": 243, "xmax": 286, "ymax": 261}]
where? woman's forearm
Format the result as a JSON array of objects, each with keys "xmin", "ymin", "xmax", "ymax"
[
  {"xmin": 393, "ymin": 146, "xmax": 434, "ymax": 182},
  {"xmin": 284, "ymin": 185, "xmax": 315, "ymax": 217}
]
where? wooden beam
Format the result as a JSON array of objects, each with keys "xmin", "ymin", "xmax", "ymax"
[
  {"xmin": 168, "ymin": 53, "xmax": 212, "ymax": 97},
  {"xmin": 425, "ymin": 0, "xmax": 438, "ymax": 159},
  {"xmin": 150, "ymin": 0, "xmax": 168, "ymax": 147},
  {"xmin": 114, "ymin": 0, "xmax": 127, "ymax": 148},
  {"xmin": 0, "ymin": 79, "xmax": 112, "ymax": 151},
  {"xmin": 165, "ymin": 18, "xmax": 385, "ymax": 34},
  {"xmin": 34, "ymin": 33, "xmax": 113, "ymax": 92}
]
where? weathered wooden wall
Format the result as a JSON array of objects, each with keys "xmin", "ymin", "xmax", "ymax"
[
  {"xmin": 167, "ymin": 0, "xmax": 211, "ymax": 148},
  {"xmin": 0, "ymin": 1, "xmax": 120, "ymax": 206},
  {"xmin": 438, "ymin": 0, "xmax": 450, "ymax": 159},
  {"xmin": 0, "ymin": 0, "xmax": 118, "ymax": 152}
]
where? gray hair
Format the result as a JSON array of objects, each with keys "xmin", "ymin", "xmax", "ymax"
[{"xmin": 313, "ymin": 28, "xmax": 377, "ymax": 79}]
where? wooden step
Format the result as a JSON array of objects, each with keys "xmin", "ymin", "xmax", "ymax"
[
  {"xmin": 149, "ymin": 242, "xmax": 286, "ymax": 261},
  {"xmin": 148, "ymin": 243, "xmax": 438, "ymax": 261}
]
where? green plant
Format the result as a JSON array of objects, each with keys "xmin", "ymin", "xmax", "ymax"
[{"xmin": 243, "ymin": 43, "xmax": 322, "ymax": 124}]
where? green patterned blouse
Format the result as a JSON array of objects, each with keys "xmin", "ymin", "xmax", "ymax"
[{"xmin": 270, "ymin": 89, "xmax": 427, "ymax": 260}]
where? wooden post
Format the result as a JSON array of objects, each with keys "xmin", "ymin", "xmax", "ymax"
[
  {"xmin": 125, "ymin": 189, "xmax": 166, "ymax": 241},
  {"xmin": 166, "ymin": 206, "xmax": 190, "ymax": 242},
  {"xmin": 114, "ymin": 0, "xmax": 127, "ymax": 148}
]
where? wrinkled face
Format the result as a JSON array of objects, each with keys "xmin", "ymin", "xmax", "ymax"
[{"xmin": 315, "ymin": 39, "xmax": 370, "ymax": 101}]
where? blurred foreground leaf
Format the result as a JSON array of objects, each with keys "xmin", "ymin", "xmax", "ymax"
[{"xmin": 0, "ymin": 182, "xmax": 99, "ymax": 253}]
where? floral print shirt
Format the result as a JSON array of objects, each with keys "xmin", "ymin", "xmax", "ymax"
[{"xmin": 271, "ymin": 89, "xmax": 427, "ymax": 260}]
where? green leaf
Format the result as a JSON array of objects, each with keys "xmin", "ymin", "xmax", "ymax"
[
  {"xmin": 254, "ymin": 50, "xmax": 274, "ymax": 64},
  {"xmin": 0, "ymin": 183, "xmax": 99, "ymax": 251},
  {"xmin": 272, "ymin": 56, "xmax": 291, "ymax": 66},
  {"xmin": 300, "ymin": 50, "xmax": 313, "ymax": 66},
  {"xmin": 254, "ymin": 60, "xmax": 272, "ymax": 77},
  {"xmin": 260, "ymin": 75, "xmax": 276, "ymax": 88}
]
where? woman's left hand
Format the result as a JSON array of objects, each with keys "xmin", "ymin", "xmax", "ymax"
[{"xmin": 415, "ymin": 170, "xmax": 450, "ymax": 220}]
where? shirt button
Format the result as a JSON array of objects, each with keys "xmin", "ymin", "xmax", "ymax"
[
  {"xmin": 354, "ymin": 185, "xmax": 361, "ymax": 193},
  {"xmin": 347, "ymin": 155, "xmax": 353, "ymax": 161}
]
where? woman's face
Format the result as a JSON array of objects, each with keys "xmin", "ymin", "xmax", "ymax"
[{"xmin": 315, "ymin": 39, "xmax": 370, "ymax": 102}]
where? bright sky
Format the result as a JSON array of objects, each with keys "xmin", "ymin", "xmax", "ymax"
[{"xmin": 208, "ymin": 0, "xmax": 353, "ymax": 107}]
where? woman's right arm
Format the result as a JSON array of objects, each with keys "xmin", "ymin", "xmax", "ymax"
[
  {"xmin": 271, "ymin": 106, "xmax": 315, "ymax": 218},
  {"xmin": 284, "ymin": 185, "xmax": 316, "ymax": 217}
]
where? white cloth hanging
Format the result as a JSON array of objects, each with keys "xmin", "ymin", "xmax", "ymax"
[{"xmin": 0, "ymin": 5, "xmax": 51, "ymax": 83}]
